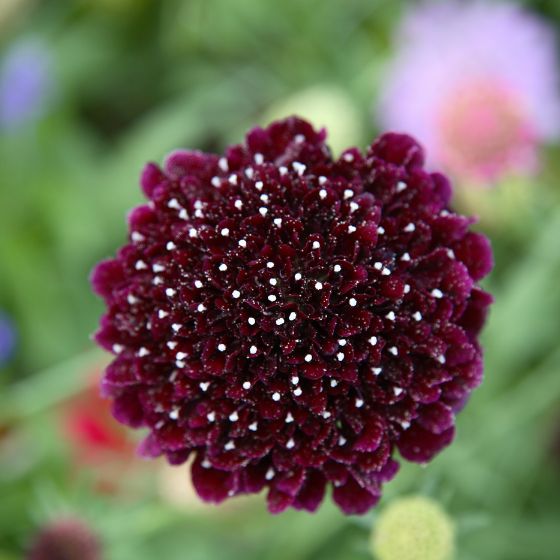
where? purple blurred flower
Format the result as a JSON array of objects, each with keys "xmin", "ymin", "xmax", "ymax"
[
  {"xmin": 378, "ymin": 1, "xmax": 560, "ymax": 184},
  {"xmin": 0, "ymin": 39, "xmax": 53, "ymax": 130},
  {"xmin": 0, "ymin": 313, "xmax": 16, "ymax": 365}
]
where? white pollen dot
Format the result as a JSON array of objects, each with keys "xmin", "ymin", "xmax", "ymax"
[
  {"xmin": 221, "ymin": 228, "xmax": 230, "ymax": 237},
  {"xmin": 243, "ymin": 381, "xmax": 251, "ymax": 390},
  {"xmin": 304, "ymin": 353, "xmax": 312, "ymax": 362},
  {"xmin": 344, "ymin": 189, "xmax": 354, "ymax": 199},
  {"xmin": 330, "ymin": 379, "xmax": 338, "ymax": 387},
  {"xmin": 322, "ymin": 410, "xmax": 331, "ymax": 419},
  {"xmin": 386, "ymin": 311, "xmax": 396, "ymax": 321},
  {"xmin": 199, "ymin": 381, "xmax": 210, "ymax": 391},
  {"xmin": 293, "ymin": 387, "xmax": 303, "ymax": 396},
  {"xmin": 238, "ymin": 239, "xmax": 247, "ymax": 248},
  {"xmin": 268, "ymin": 294, "xmax": 277, "ymax": 302},
  {"xmin": 218, "ymin": 263, "xmax": 227, "ymax": 271},
  {"xmin": 153, "ymin": 276, "xmax": 163, "ymax": 285},
  {"xmin": 254, "ymin": 153, "xmax": 264, "ymax": 165},
  {"xmin": 194, "ymin": 209, "xmax": 203, "ymax": 218},
  {"xmin": 348, "ymin": 225, "xmax": 356, "ymax": 233},
  {"xmin": 289, "ymin": 312, "xmax": 297, "ymax": 321},
  {"xmin": 286, "ymin": 438, "xmax": 295, "ymax": 449},
  {"xmin": 337, "ymin": 352, "xmax": 345, "ymax": 362},
  {"xmin": 274, "ymin": 218, "xmax": 282, "ymax": 227},
  {"xmin": 382, "ymin": 267, "xmax": 391, "ymax": 276},
  {"xmin": 189, "ymin": 228, "xmax": 198, "ymax": 238},
  {"xmin": 294, "ymin": 272, "xmax": 302, "ymax": 281},
  {"xmin": 272, "ymin": 392, "xmax": 281, "ymax": 401},
  {"xmin": 112, "ymin": 344, "xmax": 124, "ymax": 354},
  {"xmin": 169, "ymin": 408, "xmax": 179, "ymax": 420},
  {"xmin": 350, "ymin": 202, "xmax": 359, "ymax": 212},
  {"xmin": 248, "ymin": 317, "xmax": 256, "ymax": 325},
  {"xmin": 229, "ymin": 411, "xmax": 239, "ymax": 422},
  {"xmin": 249, "ymin": 345, "xmax": 257, "ymax": 354},
  {"xmin": 265, "ymin": 468, "xmax": 275, "ymax": 480},
  {"xmin": 128, "ymin": 294, "xmax": 138, "ymax": 305},
  {"xmin": 167, "ymin": 198, "xmax": 181, "ymax": 209},
  {"xmin": 176, "ymin": 352, "xmax": 187, "ymax": 360},
  {"xmin": 293, "ymin": 162, "xmax": 306, "ymax": 175},
  {"xmin": 404, "ymin": 223, "xmax": 416, "ymax": 232},
  {"xmin": 413, "ymin": 311, "xmax": 422, "ymax": 321},
  {"xmin": 369, "ymin": 336, "xmax": 378, "ymax": 346},
  {"xmin": 135, "ymin": 260, "xmax": 147, "ymax": 270},
  {"xmin": 260, "ymin": 194, "xmax": 269, "ymax": 203},
  {"xmin": 373, "ymin": 367, "xmax": 382, "ymax": 376},
  {"xmin": 437, "ymin": 355, "xmax": 446, "ymax": 364},
  {"xmin": 194, "ymin": 280, "xmax": 203, "ymax": 288},
  {"xmin": 312, "ymin": 241, "xmax": 320, "ymax": 249},
  {"xmin": 285, "ymin": 412, "xmax": 294, "ymax": 423},
  {"xmin": 167, "ymin": 342, "xmax": 177, "ymax": 350},
  {"xmin": 338, "ymin": 436, "xmax": 347, "ymax": 446},
  {"xmin": 279, "ymin": 166, "xmax": 288, "ymax": 176},
  {"xmin": 377, "ymin": 226, "xmax": 385, "ymax": 234},
  {"xmin": 207, "ymin": 412, "xmax": 216, "ymax": 422},
  {"xmin": 404, "ymin": 284, "xmax": 411, "ymax": 294},
  {"xmin": 319, "ymin": 189, "xmax": 327, "ymax": 199},
  {"xmin": 232, "ymin": 290, "xmax": 241, "ymax": 299},
  {"xmin": 389, "ymin": 346, "xmax": 398, "ymax": 356},
  {"xmin": 355, "ymin": 398, "xmax": 364, "ymax": 408},
  {"xmin": 165, "ymin": 288, "xmax": 176, "ymax": 297},
  {"xmin": 228, "ymin": 174, "xmax": 237, "ymax": 185},
  {"xmin": 224, "ymin": 441, "xmax": 235, "ymax": 451},
  {"xmin": 211, "ymin": 177, "xmax": 221, "ymax": 188},
  {"xmin": 218, "ymin": 344, "xmax": 226, "ymax": 352},
  {"xmin": 234, "ymin": 199, "xmax": 243, "ymax": 209},
  {"xmin": 219, "ymin": 157, "xmax": 228, "ymax": 171},
  {"xmin": 158, "ymin": 310, "xmax": 168, "ymax": 318},
  {"xmin": 431, "ymin": 288, "xmax": 443, "ymax": 298},
  {"xmin": 276, "ymin": 317, "xmax": 285, "ymax": 326},
  {"xmin": 295, "ymin": 134, "xmax": 305, "ymax": 143},
  {"xmin": 172, "ymin": 323, "xmax": 181, "ymax": 332},
  {"xmin": 202, "ymin": 458, "xmax": 211, "ymax": 468},
  {"xmin": 338, "ymin": 339, "xmax": 347, "ymax": 346},
  {"xmin": 343, "ymin": 152, "xmax": 354, "ymax": 162},
  {"xmin": 266, "ymin": 261, "xmax": 275, "ymax": 268},
  {"xmin": 245, "ymin": 167, "xmax": 254, "ymax": 179},
  {"xmin": 394, "ymin": 387, "xmax": 404, "ymax": 396},
  {"xmin": 259, "ymin": 207, "xmax": 268, "ymax": 216},
  {"xmin": 374, "ymin": 262, "xmax": 383, "ymax": 270},
  {"xmin": 291, "ymin": 376, "xmax": 299, "ymax": 385},
  {"xmin": 333, "ymin": 264, "xmax": 342, "ymax": 273},
  {"xmin": 269, "ymin": 278, "xmax": 278, "ymax": 286},
  {"xmin": 401, "ymin": 252, "xmax": 411, "ymax": 262},
  {"xmin": 197, "ymin": 303, "xmax": 206, "ymax": 312},
  {"xmin": 178, "ymin": 209, "xmax": 189, "ymax": 220},
  {"xmin": 249, "ymin": 421, "xmax": 258, "ymax": 431},
  {"xmin": 349, "ymin": 298, "xmax": 357, "ymax": 307},
  {"xmin": 396, "ymin": 181, "xmax": 407, "ymax": 192},
  {"xmin": 131, "ymin": 231, "xmax": 144, "ymax": 242},
  {"xmin": 166, "ymin": 241, "xmax": 176, "ymax": 251},
  {"xmin": 315, "ymin": 281, "xmax": 323, "ymax": 290}
]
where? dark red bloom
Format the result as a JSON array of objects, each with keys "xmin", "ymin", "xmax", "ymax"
[
  {"xmin": 27, "ymin": 518, "xmax": 101, "ymax": 560},
  {"xmin": 91, "ymin": 117, "xmax": 493, "ymax": 514}
]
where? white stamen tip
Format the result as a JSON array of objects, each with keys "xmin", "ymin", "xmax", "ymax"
[
  {"xmin": 386, "ymin": 311, "xmax": 396, "ymax": 321},
  {"xmin": 232, "ymin": 290, "xmax": 241, "ymax": 299},
  {"xmin": 217, "ymin": 344, "xmax": 226, "ymax": 352},
  {"xmin": 349, "ymin": 298, "xmax": 357, "ymax": 307},
  {"xmin": 333, "ymin": 264, "xmax": 342, "ymax": 273},
  {"xmin": 243, "ymin": 381, "xmax": 251, "ymax": 390},
  {"xmin": 272, "ymin": 392, "xmax": 281, "ymax": 401},
  {"xmin": 315, "ymin": 281, "xmax": 323, "ymax": 290},
  {"xmin": 220, "ymin": 228, "xmax": 230, "ymax": 237},
  {"xmin": 343, "ymin": 189, "xmax": 354, "ymax": 199},
  {"xmin": 218, "ymin": 263, "xmax": 227, "ymax": 271},
  {"xmin": 431, "ymin": 288, "xmax": 443, "ymax": 298},
  {"xmin": 249, "ymin": 345, "xmax": 257, "ymax": 355},
  {"xmin": 368, "ymin": 336, "xmax": 378, "ymax": 346},
  {"xmin": 304, "ymin": 353, "xmax": 312, "ymax": 362},
  {"xmin": 404, "ymin": 223, "xmax": 416, "ymax": 233},
  {"xmin": 337, "ymin": 352, "xmax": 345, "ymax": 362},
  {"xmin": 248, "ymin": 317, "xmax": 256, "ymax": 325},
  {"xmin": 289, "ymin": 312, "xmax": 297, "ymax": 321},
  {"xmin": 286, "ymin": 438, "xmax": 295, "ymax": 449}
]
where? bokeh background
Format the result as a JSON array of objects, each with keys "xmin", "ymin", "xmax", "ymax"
[{"xmin": 1, "ymin": 0, "xmax": 560, "ymax": 558}]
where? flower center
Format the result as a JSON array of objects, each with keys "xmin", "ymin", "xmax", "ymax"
[{"xmin": 436, "ymin": 77, "xmax": 536, "ymax": 182}]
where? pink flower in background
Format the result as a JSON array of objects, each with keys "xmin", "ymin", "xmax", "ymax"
[{"xmin": 378, "ymin": 1, "xmax": 560, "ymax": 184}]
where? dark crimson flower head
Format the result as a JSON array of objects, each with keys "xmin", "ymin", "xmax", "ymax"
[
  {"xmin": 92, "ymin": 117, "xmax": 493, "ymax": 514},
  {"xmin": 27, "ymin": 518, "xmax": 101, "ymax": 560}
]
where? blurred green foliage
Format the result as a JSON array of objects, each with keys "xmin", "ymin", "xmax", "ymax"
[{"xmin": 1, "ymin": 1, "xmax": 560, "ymax": 559}]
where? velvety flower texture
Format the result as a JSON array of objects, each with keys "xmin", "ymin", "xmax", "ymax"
[
  {"xmin": 379, "ymin": 1, "xmax": 560, "ymax": 184},
  {"xmin": 92, "ymin": 117, "xmax": 493, "ymax": 514}
]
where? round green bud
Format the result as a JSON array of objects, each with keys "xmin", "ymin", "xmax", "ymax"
[{"xmin": 371, "ymin": 496, "xmax": 455, "ymax": 560}]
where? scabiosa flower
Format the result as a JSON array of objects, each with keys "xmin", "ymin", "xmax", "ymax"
[
  {"xmin": 27, "ymin": 518, "xmax": 101, "ymax": 560},
  {"xmin": 0, "ymin": 312, "xmax": 16, "ymax": 366},
  {"xmin": 92, "ymin": 117, "xmax": 493, "ymax": 514},
  {"xmin": 0, "ymin": 39, "xmax": 53, "ymax": 130},
  {"xmin": 378, "ymin": 1, "xmax": 560, "ymax": 184}
]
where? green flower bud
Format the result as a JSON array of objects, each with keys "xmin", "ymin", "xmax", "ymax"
[{"xmin": 371, "ymin": 496, "xmax": 455, "ymax": 560}]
